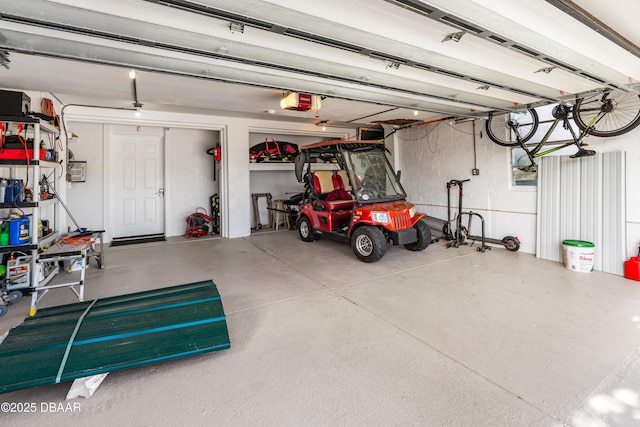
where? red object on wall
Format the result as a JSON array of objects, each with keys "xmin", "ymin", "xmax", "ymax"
[{"xmin": 625, "ymin": 257, "xmax": 640, "ymax": 281}]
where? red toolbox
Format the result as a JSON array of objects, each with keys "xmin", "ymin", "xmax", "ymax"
[{"xmin": 0, "ymin": 148, "xmax": 48, "ymax": 160}]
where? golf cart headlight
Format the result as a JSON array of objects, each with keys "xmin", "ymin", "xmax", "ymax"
[
  {"xmin": 409, "ymin": 207, "xmax": 416, "ymax": 218},
  {"xmin": 371, "ymin": 212, "xmax": 389, "ymax": 223}
]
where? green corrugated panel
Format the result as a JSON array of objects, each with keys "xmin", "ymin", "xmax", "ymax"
[{"xmin": 0, "ymin": 280, "xmax": 230, "ymax": 394}]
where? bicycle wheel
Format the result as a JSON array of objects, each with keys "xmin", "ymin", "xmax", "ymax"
[
  {"xmin": 485, "ymin": 109, "xmax": 539, "ymax": 147},
  {"xmin": 573, "ymin": 90, "xmax": 640, "ymax": 137}
]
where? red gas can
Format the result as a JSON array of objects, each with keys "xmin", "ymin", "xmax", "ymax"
[{"xmin": 625, "ymin": 257, "xmax": 640, "ymax": 281}]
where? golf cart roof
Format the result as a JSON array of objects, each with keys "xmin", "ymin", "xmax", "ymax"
[
  {"xmin": 300, "ymin": 139, "xmax": 383, "ymax": 152},
  {"xmin": 295, "ymin": 139, "xmax": 385, "ymax": 182}
]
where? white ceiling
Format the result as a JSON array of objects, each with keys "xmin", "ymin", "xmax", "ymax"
[{"xmin": 0, "ymin": 0, "xmax": 638, "ymax": 127}]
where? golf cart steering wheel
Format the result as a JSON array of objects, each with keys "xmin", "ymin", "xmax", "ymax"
[{"xmin": 360, "ymin": 176, "xmax": 384, "ymax": 199}]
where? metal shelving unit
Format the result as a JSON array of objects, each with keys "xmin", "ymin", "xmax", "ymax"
[{"xmin": 0, "ymin": 116, "xmax": 62, "ymax": 315}]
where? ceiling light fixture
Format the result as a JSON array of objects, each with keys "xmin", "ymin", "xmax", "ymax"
[
  {"xmin": 316, "ymin": 120, "xmax": 328, "ymax": 131},
  {"xmin": 130, "ymin": 69, "xmax": 143, "ymax": 115},
  {"xmin": 413, "ymin": 110, "xmax": 419, "ymax": 116},
  {"xmin": 442, "ymin": 31, "xmax": 465, "ymax": 43},
  {"xmin": 229, "ymin": 22, "xmax": 245, "ymax": 34}
]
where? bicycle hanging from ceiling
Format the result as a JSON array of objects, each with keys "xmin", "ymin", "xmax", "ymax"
[{"xmin": 484, "ymin": 89, "xmax": 640, "ymax": 171}]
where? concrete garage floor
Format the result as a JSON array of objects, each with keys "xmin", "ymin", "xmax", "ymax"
[{"xmin": 1, "ymin": 231, "xmax": 640, "ymax": 426}]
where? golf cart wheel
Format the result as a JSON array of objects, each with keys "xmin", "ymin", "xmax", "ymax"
[
  {"xmin": 0, "ymin": 305, "xmax": 6, "ymax": 317},
  {"xmin": 298, "ymin": 216, "xmax": 318, "ymax": 242},
  {"xmin": 8, "ymin": 290, "xmax": 22, "ymax": 303},
  {"xmin": 502, "ymin": 236, "xmax": 520, "ymax": 252},
  {"xmin": 351, "ymin": 226, "xmax": 387, "ymax": 262},
  {"xmin": 405, "ymin": 220, "xmax": 431, "ymax": 251}
]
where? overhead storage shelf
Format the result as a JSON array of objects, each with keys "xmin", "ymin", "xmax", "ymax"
[{"xmin": 249, "ymin": 162, "xmax": 339, "ymax": 171}]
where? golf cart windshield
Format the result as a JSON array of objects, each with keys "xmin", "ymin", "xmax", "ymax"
[{"xmin": 342, "ymin": 146, "xmax": 406, "ymax": 203}]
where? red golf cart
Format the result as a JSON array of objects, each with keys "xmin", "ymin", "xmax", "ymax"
[{"xmin": 294, "ymin": 140, "xmax": 431, "ymax": 262}]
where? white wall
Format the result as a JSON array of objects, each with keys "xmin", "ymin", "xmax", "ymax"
[
  {"xmin": 164, "ymin": 127, "xmax": 219, "ymax": 237},
  {"xmin": 62, "ymin": 106, "xmax": 349, "ymax": 240},
  {"xmin": 65, "ymin": 121, "xmax": 104, "ymax": 232},
  {"xmin": 65, "ymin": 124, "xmax": 220, "ymax": 238},
  {"xmin": 397, "ymin": 118, "xmax": 640, "ymax": 257},
  {"xmin": 247, "ymin": 131, "xmax": 339, "ymax": 229}
]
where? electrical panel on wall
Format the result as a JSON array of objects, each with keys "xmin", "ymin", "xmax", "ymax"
[{"xmin": 68, "ymin": 161, "xmax": 87, "ymax": 182}]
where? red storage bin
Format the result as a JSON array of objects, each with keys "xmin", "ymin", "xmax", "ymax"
[{"xmin": 0, "ymin": 148, "xmax": 48, "ymax": 160}]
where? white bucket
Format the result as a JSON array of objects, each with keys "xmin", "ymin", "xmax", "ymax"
[{"xmin": 562, "ymin": 240, "xmax": 595, "ymax": 273}]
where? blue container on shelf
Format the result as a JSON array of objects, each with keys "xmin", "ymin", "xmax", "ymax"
[
  {"xmin": 4, "ymin": 180, "xmax": 14, "ymax": 203},
  {"xmin": 4, "ymin": 180, "xmax": 24, "ymax": 203},
  {"xmin": 8, "ymin": 215, "xmax": 30, "ymax": 245},
  {"xmin": 14, "ymin": 179, "xmax": 24, "ymax": 203}
]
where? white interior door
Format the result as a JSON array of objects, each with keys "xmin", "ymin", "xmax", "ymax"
[{"xmin": 111, "ymin": 129, "xmax": 165, "ymax": 238}]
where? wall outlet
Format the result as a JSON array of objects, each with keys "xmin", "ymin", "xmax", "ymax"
[{"xmin": 472, "ymin": 168, "xmax": 480, "ymax": 176}]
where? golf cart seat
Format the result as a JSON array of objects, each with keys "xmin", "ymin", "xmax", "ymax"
[
  {"xmin": 311, "ymin": 170, "xmax": 354, "ymax": 211},
  {"xmin": 335, "ymin": 170, "xmax": 352, "ymax": 191}
]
